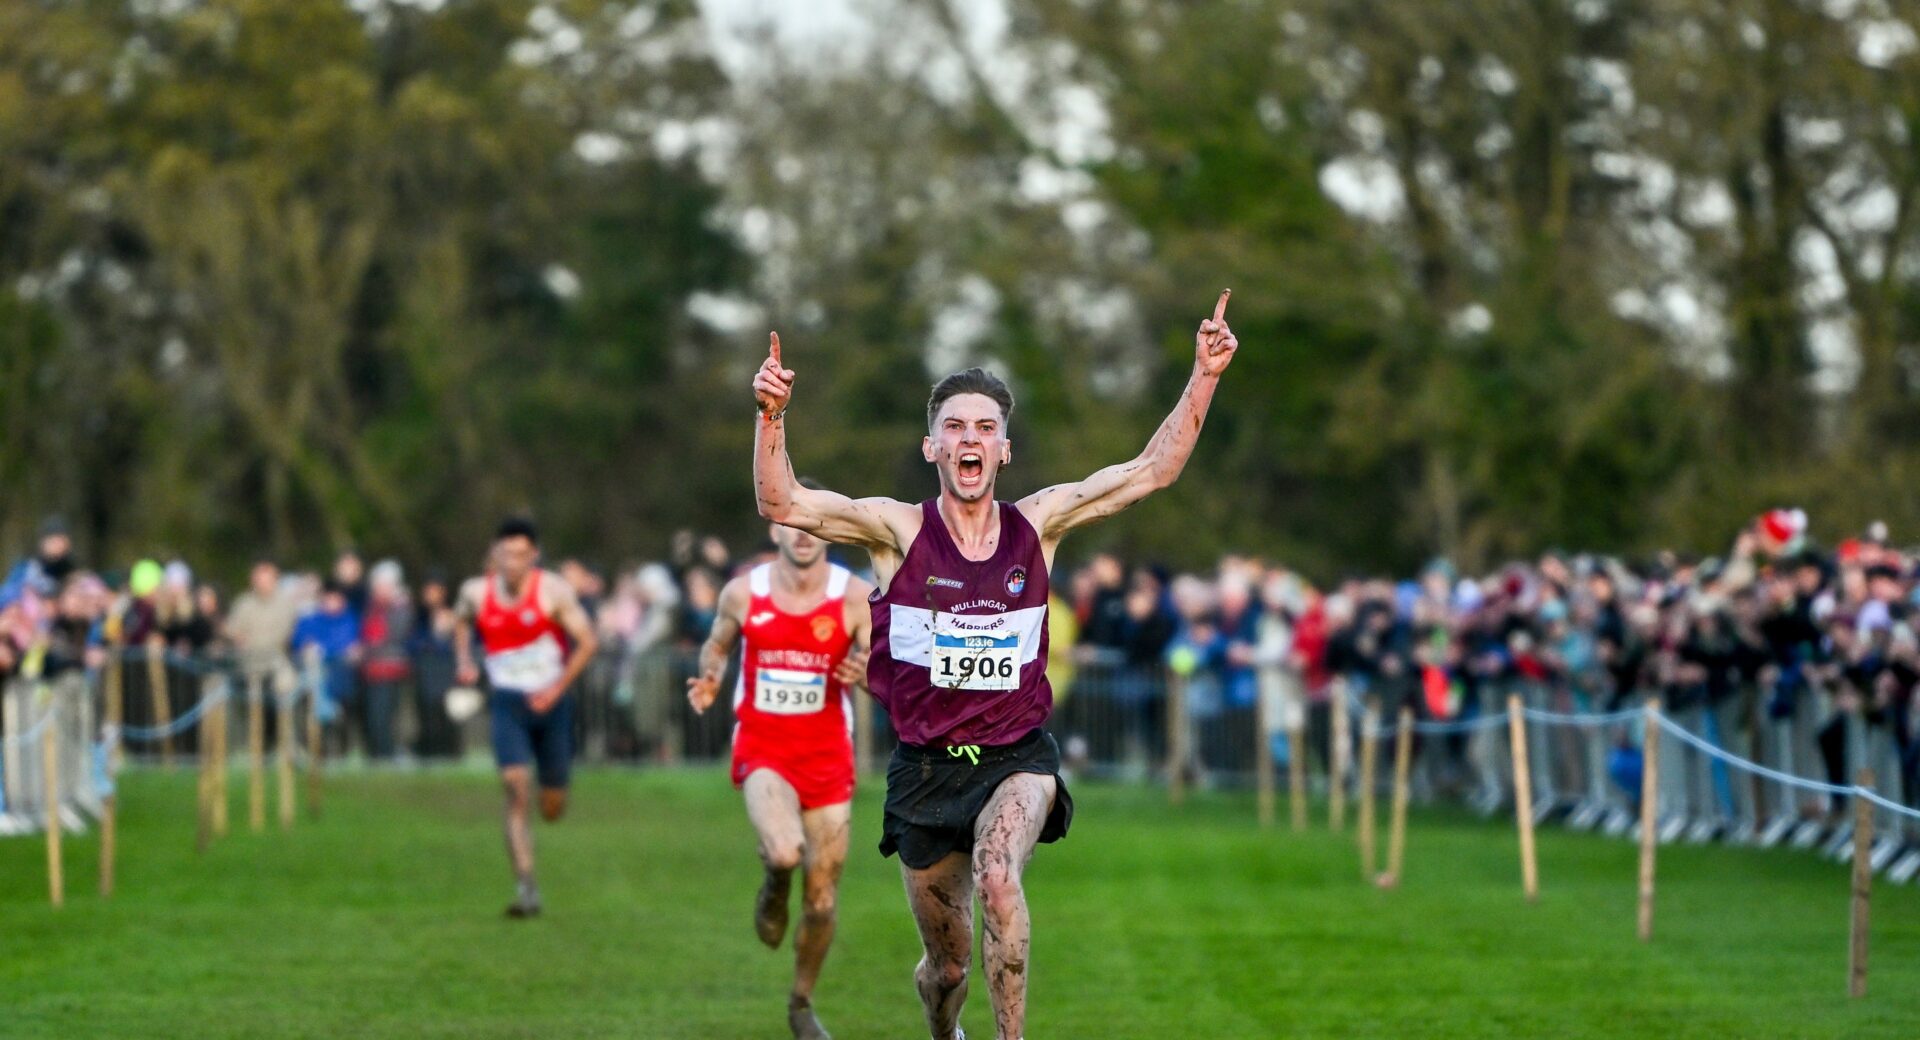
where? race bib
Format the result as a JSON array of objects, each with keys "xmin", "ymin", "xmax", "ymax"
[
  {"xmin": 931, "ymin": 617, "xmax": 1020, "ymax": 692},
  {"xmin": 485, "ymin": 633, "xmax": 565, "ymax": 692},
  {"xmin": 755, "ymin": 667, "xmax": 829, "ymax": 715}
]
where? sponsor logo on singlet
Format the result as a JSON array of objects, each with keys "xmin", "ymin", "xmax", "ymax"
[{"xmin": 926, "ymin": 576, "xmax": 965, "ymax": 590}]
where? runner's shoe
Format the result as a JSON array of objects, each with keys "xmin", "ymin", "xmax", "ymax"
[{"xmin": 755, "ymin": 870, "xmax": 791, "ymax": 947}]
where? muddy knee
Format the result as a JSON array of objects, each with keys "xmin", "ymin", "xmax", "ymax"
[
  {"xmin": 973, "ymin": 862, "xmax": 1025, "ymax": 918},
  {"xmin": 502, "ymin": 776, "xmax": 532, "ymax": 814},
  {"xmin": 919, "ymin": 955, "xmax": 969, "ymax": 992},
  {"xmin": 761, "ymin": 842, "xmax": 803, "ymax": 874},
  {"xmin": 802, "ymin": 890, "xmax": 836, "ymax": 929}
]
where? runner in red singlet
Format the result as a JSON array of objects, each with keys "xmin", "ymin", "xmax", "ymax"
[
  {"xmin": 748, "ymin": 292, "xmax": 1240, "ymax": 1040},
  {"xmin": 687, "ymin": 519, "xmax": 871, "ymax": 1040},
  {"xmin": 454, "ymin": 517, "xmax": 598, "ymax": 918}
]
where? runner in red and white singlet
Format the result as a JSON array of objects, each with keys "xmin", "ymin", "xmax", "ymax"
[
  {"xmin": 729, "ymin": 561, "xmax": 859, "ymax": 806},
  {"xmin": 687, "ymin": 520, "xmax": 872, "ymax": 1040},
  {"xmin": 453, "ymin": 517, "xmax": 597, "ymax": 919},
  {"xmin": 748, "ymin": 290, "xmax": 1241, "ymax": 1040}
]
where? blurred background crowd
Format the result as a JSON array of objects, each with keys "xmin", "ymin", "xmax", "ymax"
[{"xmin": 7, "ymin": 508, "xmax": 1919, "ymax": 834}]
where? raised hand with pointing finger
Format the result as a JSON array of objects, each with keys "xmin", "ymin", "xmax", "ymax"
[
  {"xmin": 754, "ymin": 331, "xmax": 794, "ymax": 418},
  {"xmin": 1195, "ymin": 289, "xmax": 1238, "ymax": 377}
]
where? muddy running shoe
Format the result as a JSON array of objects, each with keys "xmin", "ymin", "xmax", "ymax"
[
  {"xmin": 506, "ymin": 878, "xmax": 543, "ymax": 919},
  {"xmin": 754, "ymin": 870, "xmax": 791, "ymax": 947},
  {"xmin": 787, "ymin": 996, "xmax": 830, "ymax": 1039}
]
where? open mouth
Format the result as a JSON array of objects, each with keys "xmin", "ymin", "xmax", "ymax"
[{"xmin": 957, "ymin": 452, "xmax": 984, "ymax": 485}]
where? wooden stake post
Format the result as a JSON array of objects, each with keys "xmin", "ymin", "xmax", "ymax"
[
  {"xmin": 1358, "ymin": 701, "xmax": 1380, "ymax": 879},
  {"xmin": 1850, "ymin": 769, "xmax": 1875, "ymax": 999},
  {"xmin": 277, "ymin": 685, "xmax": 295, "ymax": 829},
  {"xmin": 1637, "ymin": 698, "xmax": 1661, "ymax": 942},
  {"xmin": 210, "ymin": 682, "xmax": 229, "ymax": 837},
  {"xmin": 1380, "ymin": 706, "xmax": 1413, "ymax": 888},
  {"xmin": 105, "ymin": 641, "xmax": 124, "ymax": 772},
  {"xmin": 1507, "ymin": 694, "xmax": 1539, "ymax": 902},
  {"xmin": 145, "ymin": 639, "xmax": 173, "ymax": 769},
  {"xmin": 99, "ymin": 793, "xmax": 115, "ymax": 898},
  {"xmin": 1255, "ymin": 685, "xmax": 1276, "ymax": 828},
  {"xmin": 1329, "ymin": 688, "xmax": 1349, "ymax": 831},
  {"xmin": 1288, "ymin": 720, "xmax": 1308, "ymax": 832},
  {"xmin": 248, "ymin": 674, "xmax": 266, "ymax": 832},
  {"xmin": 195, "ymin": 712, "xmax": 213, "ymax": 853},
  {"xmin": 42, "ymin": 696, "xmax": 64, "ymax": 908},
  {"xmin": 1167, "ymin": 672, "xmax": 1188, "ymax": 806},
  {"xmin": 305, "ymin": 651, "xmax": 324, "ymax": 819}
]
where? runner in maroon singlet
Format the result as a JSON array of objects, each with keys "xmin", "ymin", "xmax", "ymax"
[{"xmin": 749, "ymin": 291, "xmax": 1241, "ymax": 1040}]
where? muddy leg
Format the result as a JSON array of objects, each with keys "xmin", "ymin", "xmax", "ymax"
[
  {"xmin": 973, "ymin": 772, "xmax": 1054, "ymax": 1040},
  {"xmin": 903, "ymin": 851, "xmax": 974, "ymax": 1040}
]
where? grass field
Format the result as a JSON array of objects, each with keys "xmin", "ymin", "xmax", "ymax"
[{"xmin": 4, "ymin": 766, "xmax": 1919, "ymax": 1039}]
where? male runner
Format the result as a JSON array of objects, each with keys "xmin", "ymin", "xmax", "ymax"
[
  {"xmin": 686, "ymin": 519, "xmax": 872, "ymax": 1040},
  {"xmin": 749, "ymin": 292, "xmax": 1239, "ymax": 1039},
  {"xmin": 454, "ymin": 517, "xmax": 599, "ymax": 918}
]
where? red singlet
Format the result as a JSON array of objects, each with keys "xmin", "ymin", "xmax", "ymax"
[
  {"xmin": 475, "ymin": 569, "xmax": 567, "ymax": 693},
  {"xmin": 730, "ymin": 563, "xmax": 857, "ymax": 809}
]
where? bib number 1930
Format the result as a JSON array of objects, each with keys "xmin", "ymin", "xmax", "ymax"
[{"xmin": 755, "ymin": 668, "xmax": 828, "ymax": 715}]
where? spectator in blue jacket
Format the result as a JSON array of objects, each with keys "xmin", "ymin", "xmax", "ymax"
[{"xmin": 294, "ymin": 580, "xmax": 361, "ymax": 742}]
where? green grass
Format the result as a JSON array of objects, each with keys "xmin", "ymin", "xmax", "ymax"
[{"xmin": 4, "ymin": 767, "xmax": 1919, "ymax": 1039}]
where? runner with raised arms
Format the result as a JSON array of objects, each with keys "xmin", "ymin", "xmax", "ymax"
[{"xmin": 749, "ymin": 291, "xmax": 1240, "ymax": 1040}]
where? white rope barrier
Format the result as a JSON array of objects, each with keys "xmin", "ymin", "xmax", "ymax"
[
  {"xmin": 1651, "ymin": 710, "xmax": 1920, "ymax": 823},
  {"xmin": 1522, "ymin": 706, "xmax": 1640, "ymax": 727},
  {"xmin": 0, "ymin": 703, "xmax": 59, "ymax": 749},
  {"xmin": 117, "ymin": 685, "xmax": 229, "ymax": 742}
]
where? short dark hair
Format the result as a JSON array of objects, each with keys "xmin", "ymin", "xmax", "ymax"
[
  {"xmin": 927, "ymin": 368, "xmax": 1014, "ymax": 432},
  {"xmin": 495, "ymin": 516, "xmax": 539, "ymax": 545}
]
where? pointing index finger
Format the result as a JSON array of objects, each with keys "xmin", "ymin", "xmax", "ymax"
[
  {"xmin": 769, "ymin": 331, "xmax": 781, "ymax": 366},
  {"xmin": 1213, "ymin": 289, "xmax": 1231, "ymax": 324}
]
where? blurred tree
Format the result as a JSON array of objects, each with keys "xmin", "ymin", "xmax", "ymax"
[{"xmin": 5, "ymin": 0, "xmax": 1920, "ymax": 579}]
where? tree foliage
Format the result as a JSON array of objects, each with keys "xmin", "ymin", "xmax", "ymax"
[{"xmin": 4, "ymin": 0, "xmax": 1918, "ymax": 577}]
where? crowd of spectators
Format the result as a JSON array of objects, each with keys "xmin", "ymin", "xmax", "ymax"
[
  {"xmin": 1055, "ymin": 510, "xmax": 1920, "ymax": 817},
  {"xmin": 5, "ymin": 509, "xmax": 1919, "ymax": 820},
  {"xmin": 0, "ymin": 519, "xmax": 765, "ymax": 762}
]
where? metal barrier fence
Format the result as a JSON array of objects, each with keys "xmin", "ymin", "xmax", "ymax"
[
  {"xmin": 0, "ymin": 671, "xmax": 104, "ymax": 835},
  {"xmin": 6, "ymin": 647, "xmax": 1918, "ymax": 877}
]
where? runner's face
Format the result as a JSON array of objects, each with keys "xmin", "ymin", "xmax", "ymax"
[
  {"xmin": 492, "ymin": 536, "xmax": 538, "ymax": 585},
  {"xmin": 924, "ymin": 393, "xmax": 1009, "ymax": 503},
  {"xmin": 771, "ymin": 524, "xmax": 825, "ymax": 568}
]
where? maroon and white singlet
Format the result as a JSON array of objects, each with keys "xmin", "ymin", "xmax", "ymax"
[{"xmin": 869, "ymin": 500, "xmax": 1051, "ymax": 748}]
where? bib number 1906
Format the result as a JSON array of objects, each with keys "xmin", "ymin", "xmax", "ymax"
[
  {"xmin": 931, "ymin": 626, "xmax": 1020, "ymax": 692},
  {"xmin": 937, "ymin": 654, "xmax": 1015, "ymax": 684}
]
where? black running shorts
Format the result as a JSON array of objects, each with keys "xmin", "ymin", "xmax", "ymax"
[{"xmin": 879, "ymin": 727, "xmax": 1074, "ymax": 870}]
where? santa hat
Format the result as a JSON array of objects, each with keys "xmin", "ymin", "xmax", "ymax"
[{"xmin": 1760, "ymin": 508, "xmax": 1808, "ymax": 547}]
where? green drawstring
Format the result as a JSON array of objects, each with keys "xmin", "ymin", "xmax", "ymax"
[{"xmin": 946, "ymin": 744, "xmax": 981, "ymax": 766}]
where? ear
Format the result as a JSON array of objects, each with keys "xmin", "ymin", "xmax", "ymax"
[
  {"xmin": 1001, "ymin": 439, "xmax": 1012, "ymax": 466},
  {"xmin": 922, "ymin": 435, "xmax": 936, "ymax": 463}
]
